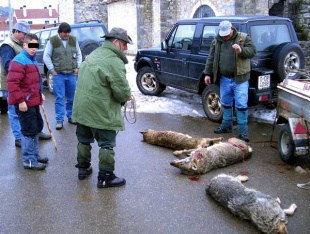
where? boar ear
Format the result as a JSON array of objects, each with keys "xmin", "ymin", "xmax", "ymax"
[{"xmin": 140, "ymin": 129, "xmax": 149, "ymax": 134}]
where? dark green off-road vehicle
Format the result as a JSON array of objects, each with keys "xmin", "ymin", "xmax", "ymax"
[{"xmin": 134, "ymin": 16, "xmax": 305, "ymax": 122}]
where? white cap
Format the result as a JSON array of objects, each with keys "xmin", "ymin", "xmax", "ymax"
[{"xmin": 219, "ymin": 20, "xmax": 232, "ymax": 36}]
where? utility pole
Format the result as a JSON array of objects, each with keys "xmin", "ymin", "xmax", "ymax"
[{"xmin": 8, "ymin": 0, "xmax": 12, "ymax": 33}]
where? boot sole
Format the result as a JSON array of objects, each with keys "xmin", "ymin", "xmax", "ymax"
[
  {"xmin": 38, "ymin": 159, "xmax": 48, "ymax": 164},
  {"xmin": 24, "ymin": 166, "xmax": 46, "ymax": 170},
  {"xmin": 97, "ymin": 179, "xmax": 126, "ymax": 188},
  {"xmin": 214, "ymin": 130, "xmax": 232, "ymax": 134}
]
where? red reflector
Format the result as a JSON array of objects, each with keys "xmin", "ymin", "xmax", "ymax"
[
  {"xmin": 294, "ymin": 123, "xmax": 308, "ymax": 134},
  {"xmin": 259, "ymin": 95, "xmax": 269, "ymax": 101}
]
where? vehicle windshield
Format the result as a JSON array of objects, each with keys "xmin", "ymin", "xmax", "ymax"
[
  {"xmin": 70, "ymin": 26, "xmax": 106, "ymax": 41},
  {"xmin": 250, "ymin": 24, "xmax": 291, "ymax": 52}
]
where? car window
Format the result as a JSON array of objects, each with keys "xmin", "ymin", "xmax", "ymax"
[
  {"xmin": 168, "ymin": 24, "xmax": 196, "ymax": 50},
  {"xmin": 200, "ymin": 25, "xmax": 217, "ymax": 52},
  {"xmin": 71, "ymin": 26, "xmax": 106, "ymax": 41},
  {"xmin": 37, "ymin": 29, "xmax": 57, "ymax": 49},
  {"xmin": 250, "ymin": 24, "xmax": 291, "ymax": 51}
]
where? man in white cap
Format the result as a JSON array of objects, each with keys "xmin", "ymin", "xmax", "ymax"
[
  {"xmin": 203, "ymin": 20, "xmax": 256, "ymax": 142},
  {"xmin": 0, "ymin": 21, "xmax": 51, "ymax": 148},
  {"xmin": 72, "ymin": 27, "xmax": 132, "ymax": 188}
]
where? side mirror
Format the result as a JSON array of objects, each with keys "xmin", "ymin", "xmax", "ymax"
[{"xmin": 161, "ymin": 40, "xmax": 167, "ymax": 50}]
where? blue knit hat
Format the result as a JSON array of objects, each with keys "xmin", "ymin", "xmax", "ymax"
[{"xmin": 13, "ymin": 21, "xmax": 30, "ymax": 34}]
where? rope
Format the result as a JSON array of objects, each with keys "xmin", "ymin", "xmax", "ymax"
[{"xmin": 122, "ymin": 95, "xmax": 137, "ymax": 124}]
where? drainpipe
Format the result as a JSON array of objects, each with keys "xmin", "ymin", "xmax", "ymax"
[{"xmin": 8, "ymin": 0, "xmax": 12, "ymax": 34}]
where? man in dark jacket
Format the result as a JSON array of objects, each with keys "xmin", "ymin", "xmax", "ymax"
[
  {"xmin": 72, "ymin": 28, "xmax": 132, "ymax": 188},
  {"xmin": 7, "ymin": 33, "xmax": 48, "ymax": 170},
  {"xmin": 204, "ymin": 20, "xmax": 256, "ymax": 142}
]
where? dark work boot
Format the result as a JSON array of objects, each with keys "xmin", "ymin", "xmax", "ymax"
[
  {"xmin": 238, "ymin": 134, "xmax": 250, "ymax": 143},
  {"xmin": 214, "ymin": 126, "xmax": 232, "ymax": 134},
  {"xmin": 97, "ymin": 171, "xmax": 126, "ymax": 188},
  {"xmin": 78, "ymin": 166, "xmax": 93, "ymax": 180}
]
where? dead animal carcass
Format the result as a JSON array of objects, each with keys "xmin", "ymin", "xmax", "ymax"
[
  {"xmin": 170, "ymin": 137, "xmax": 252, "ymax": 175},
  {"xmin": 206, "ymin": 174, "xmax": 297, "ymax": 234},
  {"xmin": 140, "ymin": 129, "xmax": 223, "ymax": 152}
]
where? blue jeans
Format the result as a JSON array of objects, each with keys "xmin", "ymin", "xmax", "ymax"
[
  {"xmin": 220, "ymin": 76, "xmax": 249, "ymax": 109},
  {"xmin": 4, "ymin": 91, "xmax": 22, "ymax": 140},
  {"xmin": 53, "ymin": 73, "xmax": 77, "ymax": 122},
  {"xmin": 17, "ymin": 105, "xmax": 43, "ymax": 164}
]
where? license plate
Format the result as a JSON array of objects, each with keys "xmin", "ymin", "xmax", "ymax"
[{"xmin": 258, "ymin": 75, "xmax": 270, "ymax": 90}]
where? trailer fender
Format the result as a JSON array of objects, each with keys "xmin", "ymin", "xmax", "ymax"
[{"xmin": 288, "ymin": 118, "xmax": 309, "ymax": 156}]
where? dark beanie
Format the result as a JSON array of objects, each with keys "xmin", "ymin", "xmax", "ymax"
[{"xmin": 58, "ymin": 22, "xmax": 71, "ymax": 33}]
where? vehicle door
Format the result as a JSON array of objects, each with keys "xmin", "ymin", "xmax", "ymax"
[
  {"xmin": 187, "ymin": 24, "xmax": 218, "ymax": 91},
  {"xmin": 160, "ymin": 24, "xmax": 196, "ymax": 88}
]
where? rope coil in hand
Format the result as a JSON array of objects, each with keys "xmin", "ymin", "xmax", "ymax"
[{"xmin": 122, "ymin": 95, "xmax": 137, "ymax": 124}]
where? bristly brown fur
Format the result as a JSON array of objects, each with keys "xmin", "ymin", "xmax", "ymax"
[
  {"xmin": 170, "ymin": 137, "xmax": 252, "ymax": 175},
  {"xmin": 140, "ymin": 129, "xmax": 223, "ymax": 151}
]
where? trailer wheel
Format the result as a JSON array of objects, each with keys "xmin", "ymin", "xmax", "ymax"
[{"xmin": 278, "ymin": 123, "xmax": 299, "ymax": 164}]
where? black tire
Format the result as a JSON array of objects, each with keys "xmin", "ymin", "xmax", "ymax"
[
  {"xmin": 136, "ymin": 67, "xmax": 166, "ymax": 96},
  {"xmin": 202, "ymin": 84, "xmax": 222, "ymax": 123},
  {"xmin": 47, "ymin": 71, "xmax": 54, "ymax": 93},
  {"xmin": 80, "ymin": 40, "xmax": 101, "ymax": 61},
  {"xmin": 272, "ymin": 42, "xmax": 305, "ymax": 82},
  {"xmin": 278, "ymin": 123, "xmax": 299, "ymax": 164}
]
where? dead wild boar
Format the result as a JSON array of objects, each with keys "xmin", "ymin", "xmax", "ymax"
[
  {"xmin": 206, "ymin": 174, "xmax": 297, "ymax": 234},
  {"xmin": 170, "ymin": 137, "xmax": 252, "ymax": 175},
  {"xmin": 140, "ymin": 129, "xmax": 223, "ymax": 152}
]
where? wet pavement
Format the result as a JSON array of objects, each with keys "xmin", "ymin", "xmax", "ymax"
[{"xmin": 0, "ymin": 91, "xmax": 310, "ymax": 234}]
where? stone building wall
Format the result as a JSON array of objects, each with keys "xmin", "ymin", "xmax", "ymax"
[
  {"xmin": 71, "ymin": 0, "xmax": 310, "ymax": 65},
  {"xmin": 73, "ymin": 0, "xmax": 108, "ymax": 26},
  {"xmin": 106, "ymin": 0, "xmax": 137, "ymax": 53},
  {"xmin": 285, "ymin": 0, "xmax": 310, "ymax": 67},
  {"xmin": 72, "ymin": 0, "xmax": 273, "ymax": 51},
  {"xmin": 59, "ymin": 0, "xmax": 75, "ymax": 24}
]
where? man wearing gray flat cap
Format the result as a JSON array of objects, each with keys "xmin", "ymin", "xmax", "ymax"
[
  {"xmin": 0, "ymin": 21, "xmax": 51, "ymax": 147},
  {"xmin": 72, "ymin": 27, "xmax": 132, "ymax": 188}
]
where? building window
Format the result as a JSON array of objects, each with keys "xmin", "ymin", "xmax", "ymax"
[
  {"xmin": 28, "ymin": 21, "xmax": 33, "ymax": 25},
  {"xmin": 45, "ymin": 20, "xmax": 50, "ymax": 24}
]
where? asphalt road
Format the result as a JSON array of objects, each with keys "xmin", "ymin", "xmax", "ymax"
[{"xmin": 0, "ymin": 90, "xmax": 309, "ymax": 234}]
